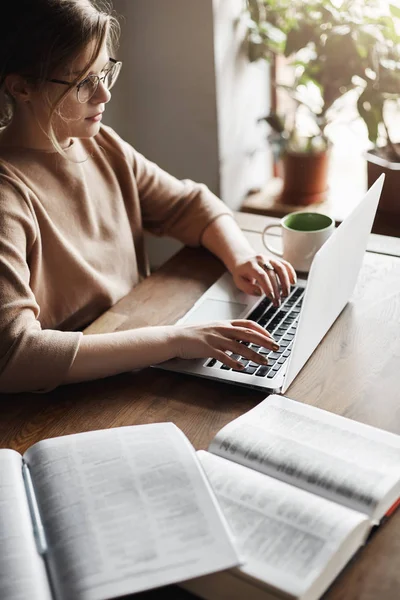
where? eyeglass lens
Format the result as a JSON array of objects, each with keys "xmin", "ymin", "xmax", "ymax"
[{"xmin": 78, "ymin": 61, "xmax": 121, "ymax": 103}]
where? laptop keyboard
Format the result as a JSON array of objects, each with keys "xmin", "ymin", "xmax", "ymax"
[{"xmin": 205, "ymin": 286, "xmax": 304, "ymax": 379}]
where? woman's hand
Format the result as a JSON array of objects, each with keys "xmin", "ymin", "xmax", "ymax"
[
  {"xmin": 172, "ymin": 319, "xmax": 280, "ymax": 370},
  {"xmin": 200, "ymin": 215, "xmax": 296, "ymax": 306},
  {"xmin": 230, "ymin": 255, "xmax": 297, "ymax": 306}
]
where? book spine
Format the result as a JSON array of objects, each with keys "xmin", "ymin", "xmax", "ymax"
[
  {"xmin": 385, "ymin": 497, "xmax": 400, "ymax": 518},
  {"xmin": 22, "ymin": 459, "xmax": 48, "ymax": 555}
]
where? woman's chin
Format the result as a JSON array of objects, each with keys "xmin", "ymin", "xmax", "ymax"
[{"xmin": 76, "ymin": 121, "xmax": 102, "ymax": 138}]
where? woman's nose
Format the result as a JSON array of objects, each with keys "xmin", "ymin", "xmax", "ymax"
[{"xmin": 93, "ymin": 79, "xmax": 111, "ymax": 104}]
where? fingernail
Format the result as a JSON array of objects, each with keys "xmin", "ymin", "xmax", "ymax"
[
  {"xmin": 262, "ymin": 357, "xmax": 269, "ymax": 364},
  {"xmin": 236, "ymin": 363, "xmax": 244, "ymax": 369},
  {"xmin": 254, "ymin": 289, "xmax": 262, "ymax": 296},
  {"xmin": 273, "ymin": 344, "xmax": 280, "ymax": 351}
]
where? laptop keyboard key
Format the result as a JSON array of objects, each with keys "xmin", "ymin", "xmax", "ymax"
[
  {"xmin": 238, "ymin": 358, "xmax": 249, "ymax": 366},
  {"xmin": 255, "ymin": 366, "xmax": 270, "ymax": 377},
  {"xmin": 248, "ymin": 298, "xmax": 270, "ymax": 322},
  {"xmin": 243, "ymin": 365, "xmax": 258, "ymax": 374}
]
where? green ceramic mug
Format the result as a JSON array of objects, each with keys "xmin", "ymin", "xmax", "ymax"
[{"xmin": 263, "ymin": 212, "xmax": 335, "ymax": 272}]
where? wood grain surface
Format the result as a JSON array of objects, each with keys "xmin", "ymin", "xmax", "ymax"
[{"xmin": 0, "ymin": 216, "xmax": 399, "ymax": 600}]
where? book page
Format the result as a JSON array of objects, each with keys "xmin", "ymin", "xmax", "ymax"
[
  {"xmin": 0, "ymin": 450, "xmax": 52, "ymax": 600},
  {"xmin": 209, "ymin": 395, "xmax": 400, "ymax": 521},
  {"xmin": 198, "ymin": 451, "xmax": 370, "ymax": 600},
  {"xmin": 24, "ymin": 423, "xmax": 239, "ymax": 600}
]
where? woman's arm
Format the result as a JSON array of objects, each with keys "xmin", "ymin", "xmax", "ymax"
[
  {"xmin": 64, "ymin": 320, "xmax": 280, "ymax": 385},
  {"xmin": 201, "ymin": 214, "xmax": 297, "ymax": 306}
]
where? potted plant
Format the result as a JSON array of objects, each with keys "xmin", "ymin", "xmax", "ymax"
[
  {"xmin": 244, "ymin": 0, "xmax": 400, "ymax": 207},
  {"xmin": 355, "ymin": 3, "xmax": 400, "ymax": 217}
]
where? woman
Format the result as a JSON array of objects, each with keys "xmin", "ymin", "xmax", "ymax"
[{"xmin": 0, "ymin": 0, "xmax": 296, "ymax": 393}]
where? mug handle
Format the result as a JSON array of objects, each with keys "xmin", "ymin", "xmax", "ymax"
[{"xmin": 262, "ymin": 224, "xmax": 284, "ymax": 257}]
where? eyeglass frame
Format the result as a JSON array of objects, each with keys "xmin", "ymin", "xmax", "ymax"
[{"xmin": 47, "ymin": 57, "xmax": 122, "ymax": 103}]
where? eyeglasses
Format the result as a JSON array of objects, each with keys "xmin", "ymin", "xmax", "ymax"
[{"xmin": 48, "ymin": 57, "xmax": 122, "ymax": 103}]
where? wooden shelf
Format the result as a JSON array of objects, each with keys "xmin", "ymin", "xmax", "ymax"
[
  {"xmin": 241, "ymin": 178, "xmax": 360, "ymax": 225},
  {"xmin": 241, "ymin": 177, "xmax": 400, "ymax": 236}
]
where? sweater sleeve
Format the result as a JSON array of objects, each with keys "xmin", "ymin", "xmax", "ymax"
[
  {"xmin": 99, "ymin": 125, "xmax": 234, "ymax": 246},
  {"xmin": 0, "ymin": 178, "xmax": 82, "ymax": 394},
  {"xmin": 132, "ymin": 148, "xmax": 234, "ymax": 246}
]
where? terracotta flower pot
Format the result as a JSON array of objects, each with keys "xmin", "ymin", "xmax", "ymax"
[
  {"xmin": 279, "ymin": 150, "xmax": 330, "ymax": 205},
  {"xmin": 366, "ymin": 149, "xmax": 400, "ymax": 216}
]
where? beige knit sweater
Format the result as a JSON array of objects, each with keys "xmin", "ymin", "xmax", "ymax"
[{"xmin": 0, "ymin": 125, "xmax": 232, "ymax": 393}]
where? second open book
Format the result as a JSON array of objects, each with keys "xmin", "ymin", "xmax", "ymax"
[{"xmin": 183, "ymin": 395, "xmax": 400, "ymax": 600}]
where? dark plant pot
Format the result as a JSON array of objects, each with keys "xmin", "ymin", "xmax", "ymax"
[
  {"xmin": 366, "ymin": 149, "xmax": 400, "ymax": 216},
  {"xmin": 279, "ymin": 150, "xmax": 330, "ymax": 205}
]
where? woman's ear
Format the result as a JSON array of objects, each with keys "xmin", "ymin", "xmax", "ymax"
[{"xmin": 4, "ymin": 74, "xmax": 33, "ymax": 103}]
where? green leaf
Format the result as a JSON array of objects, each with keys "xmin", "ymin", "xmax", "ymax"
[
  {"xmin": 389, "ymin": 4, "xmax": 400, "ymax": 20},
  {"xmin": 357, "ymin": 88, "xmax": 383, "ymax": 143}
]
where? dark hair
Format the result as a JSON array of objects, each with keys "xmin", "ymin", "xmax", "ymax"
[{"xmin": 0, "ymin": 0, "xmax": 120, "ymax": 153}]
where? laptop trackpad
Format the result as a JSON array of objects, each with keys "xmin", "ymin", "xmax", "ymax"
[{"xmin": 181, "ymin": 299, "xmax": 248, "ymax": 324}]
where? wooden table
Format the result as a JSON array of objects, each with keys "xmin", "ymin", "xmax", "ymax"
[{"xmin": 1, "ymin": 214, "xmax": 400, "ymax": 600}]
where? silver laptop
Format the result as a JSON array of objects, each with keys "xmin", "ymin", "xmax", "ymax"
[{"xmin": 157, "ymin": 175, "xmax": 384, "ymax": 393}]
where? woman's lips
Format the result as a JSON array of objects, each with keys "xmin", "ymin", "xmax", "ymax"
[{"xmin": 86, "ymin": 113, "xmax": 103, "ymax": 122}]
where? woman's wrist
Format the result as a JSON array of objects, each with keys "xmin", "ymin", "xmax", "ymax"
[{"xmin": 201, "ymin": 214, "xmax": 257, "ymax": 272}]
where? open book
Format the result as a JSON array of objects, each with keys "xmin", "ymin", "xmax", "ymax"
[
  {"xmin": 182, "ymin": 395, "xmax": 400, "ymax": 600},
  {"xmin": 0, "ymin": 422, "xmax": 239, "ymax": 600}
]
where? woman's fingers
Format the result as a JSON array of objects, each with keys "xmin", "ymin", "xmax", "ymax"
[
  {"xmin": 268, "ymin": 259, "xmax": 291, "ymax": 298},
  {"xmin": 250, "ymin": 263, "xmax": 279, "ymax": 305},
  {"xmin": 265, "ymin": 265, "xmax": 281, "ymax": 306},
  {"xmin": 274, "ymin": 258, "xmax": 297, "ymax": 285},
  {"xmin": 213, "ymin": 349, "xmax": 247, "ymax": 370},
  {"xmin": 213, "ymin": 346, "xmax": 269, "ymax": 370},
  {"xmin": 175, "ymin": 317, "xmax": 285, "ymax": 364},
  {"xmin": 231, "ymin": 253, "xmax": 297, "ymax": 303},
  {"xmin": 218, "ymin": 323, "xmax": 280, "ymax": 351},
  {"xmin": 231, "ymin": 319, "xmax": 274, "ymax": 338},
  {"xmin": 224, "ymin": 340, "xmax": 272, "ymax": 364}
]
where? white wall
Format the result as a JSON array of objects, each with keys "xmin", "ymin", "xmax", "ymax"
[
  {"xmin": 105, "ymin": 0, "xmax": 271, "ymax": 268},
  {"xmin": 213, "ymin": 0, "xmax": 272, "ymax": 210}
]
